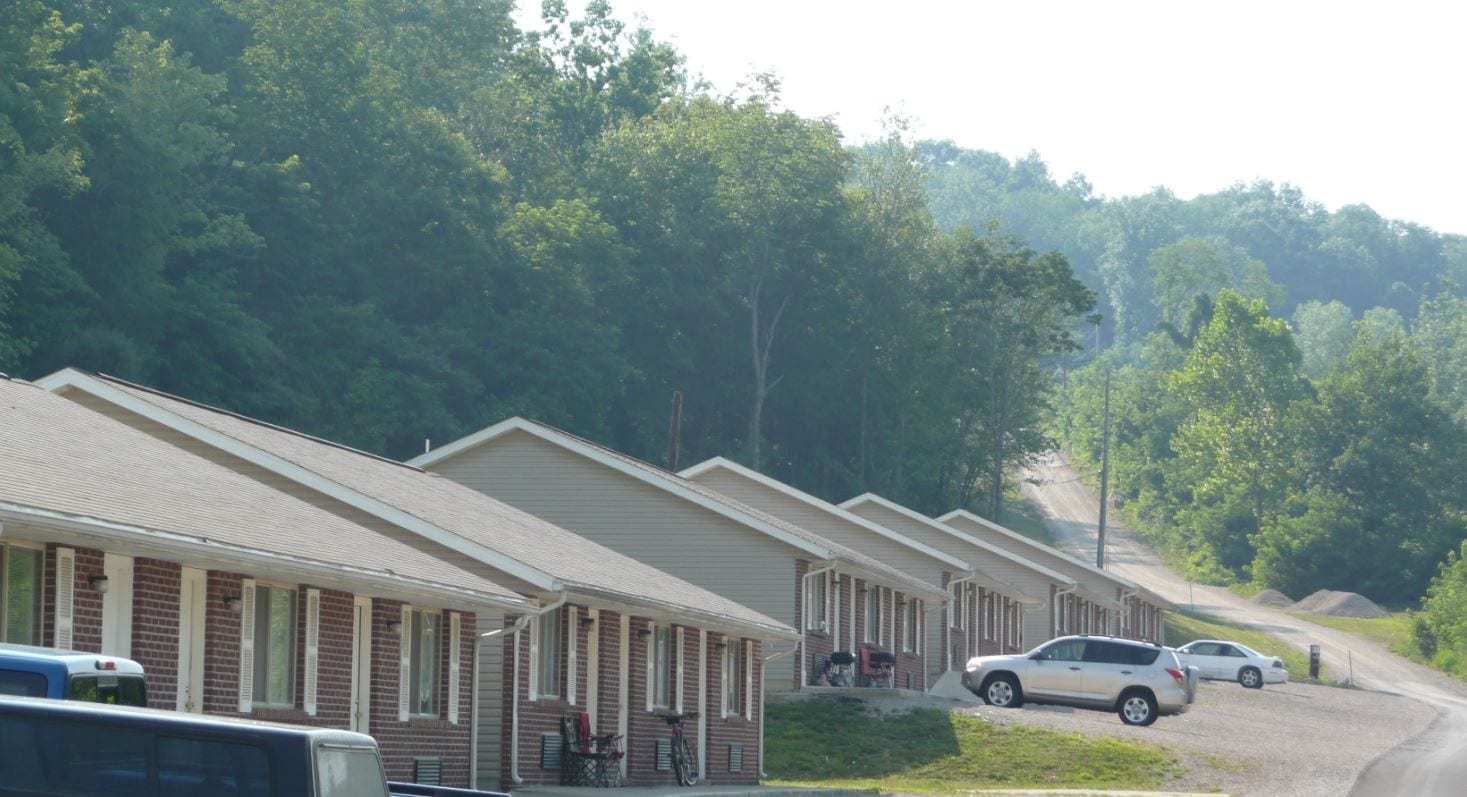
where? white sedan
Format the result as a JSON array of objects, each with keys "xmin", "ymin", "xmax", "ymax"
[{"xmin": 1174, "ymin": 639, "xmax": 1289, "ymax": 688}]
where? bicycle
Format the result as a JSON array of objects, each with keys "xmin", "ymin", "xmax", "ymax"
[{"xmin": 663, "ymin": 710, "xmax": 699, "ymax": 786}]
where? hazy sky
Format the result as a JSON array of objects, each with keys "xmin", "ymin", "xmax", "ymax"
[{"xmin": 516, "ymin": 1, "xmax": 1465, "ymax": 235}]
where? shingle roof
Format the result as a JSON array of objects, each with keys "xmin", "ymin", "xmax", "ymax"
[
  {"xmin": 51, "ymin": 371, "xmax": 794, "ymax": 637},
  {"xmin": 409, "ymin": 417, "xmax": 949, "ymax": 601},
  {"xmin": 0, "ymin": 377, "xmax": 518, "ymax": 605}
]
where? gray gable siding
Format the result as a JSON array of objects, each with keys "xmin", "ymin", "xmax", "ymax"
[
  {"xmin": 684, "ymin": 468, "xmax": 951, "ymax": 681},
  {"xmin": 426, "ymin": 430, "xmax": 801, "ymax": 685},
  {"xmin": 846, "ymin": 502, "xmax": 1059, "ymax": 648},
  {"xmin": 942, "ymin": 513, "xmax": 1129, "ymax": 602}
]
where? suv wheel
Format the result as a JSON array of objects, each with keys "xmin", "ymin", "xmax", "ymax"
[
  {"xmin": 983, "ymin": 674, "xmax": 1023, "ymax": 709},
  {"xmin": 1118, "ymin": 689, "xmax": 1157, "ymax": 726},
  {"xmin": 1239, "ymin": 666, "xmax": 1263, "ymax": 689}
]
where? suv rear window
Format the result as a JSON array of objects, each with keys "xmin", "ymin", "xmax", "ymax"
[
  {"xmin": 69, "ymin": 674, "xmax": 149, "ymax": 706},
  {"xmin": 1126, "ymin": 646, "xmax": 1161, "ymax": 666}
]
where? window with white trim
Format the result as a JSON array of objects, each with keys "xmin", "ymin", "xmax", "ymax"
[
  {"xmin": 902, "ymin": 598, "xmax": 918, "ymax": 652},
  {"xmin": 409, "ymin": 609, "xmax": 442, "ymax": 716},
  {"xmin": 0, "ymin": 543, "xmax": 44, "ymax": 645},
  {"xmin": 536, "ymin": 608, "xmax": 561, "ymax": 699},
  {"xmin": 985, "ymin": 592, "xmax": 996, "ymax": 640},
  {"xmin": 722, "ymin": 638, "xmax": 743, "ymax": 718},
  {"xmin": 862, "ymin": 586, "xmax": 878, "ymax": 643},
  {"xmin": 804, "ymin": 571, "xmax": 827, "ymax": 632},
  {"xmin": 252, "ymin": 584, "xmax": 297, "ymax": 707},
  {"xmin": 652, "ymin": 624, "xmax": 671, "ymax": 708}
]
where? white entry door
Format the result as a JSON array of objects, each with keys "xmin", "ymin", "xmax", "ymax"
[
  {"xmin": 350, "ymin": 596, "xmax": 372, "ymax": 733},
  {"xmin": 100, "ymin": 553, "xmax": 134, "ymax": 657},
  {"xmin": 176, "ymin": 567, "xmax": 207, "ymax": 712}
]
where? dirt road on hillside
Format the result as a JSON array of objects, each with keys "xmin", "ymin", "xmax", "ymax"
[{"xmin": 1021, "ymin": 454, "xmax": 1467, "ymax": 797}]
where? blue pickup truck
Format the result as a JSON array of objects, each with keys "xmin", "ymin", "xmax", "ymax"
[
  {"xmin": 0, "ymin": 695, "xmax": 508, "ymax": 797},
  {"xmin": 0, "ymin": 642, "xmax": 149, "ymax": 705}
]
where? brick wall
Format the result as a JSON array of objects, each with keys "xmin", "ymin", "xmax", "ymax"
[
  {"xmin": 794, "ymin": 560, "xmax": 834, "ymax": 687},
  {"xmin": 503, "ymin": 606, "xmax": 763, "ymax": 788},
  {"xmin": 892, "ymin": 593, "xmax": 922, "ymax": 690},
  {"xmin": 705, "ymin": 632, "xmax": 760, "ymax": 785},
  {"xmin": 131, "ymin": 558, "xmax": 183, "ymax": 709},
  {"xmin": 371, "ymin": 598, "xmax": 475, "ymax": 786}
]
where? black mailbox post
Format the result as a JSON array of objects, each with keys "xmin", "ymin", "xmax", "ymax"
[{"xmin": 1309, "ymin": 644, "xmax": 1321, "ymax": 679}]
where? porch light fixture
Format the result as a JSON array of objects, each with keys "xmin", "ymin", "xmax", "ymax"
[
  {"xmin": 715, "ymin": 642, "xmax": 729, "ymax": 652},
  {"xmin": 387, "ymin": 620, "xmax": 403, "ymax": 635},
  {"xmin": 637, "ymin": 628, "xmax": 651, "ymax": 642},
  {"xmin": 578, "ymin": 616, "xmax": 595, "ymax": 629},
  {"xmin": 88, "ymin": 574, "xmax": 109, "ymax": 595},
  {"xmin": 223, "ymin": 594, "xmax": 242, "ymax": 614}
]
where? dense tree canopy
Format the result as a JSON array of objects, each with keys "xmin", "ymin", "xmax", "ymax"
[{"xmin": 0, "ymin": 0, "xmax": 1100, "ymax": 518}]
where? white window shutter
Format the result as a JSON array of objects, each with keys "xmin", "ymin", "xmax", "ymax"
[
  {"xmin": 675, "ymin": 627, "xmax": 685, "ymax": 713},
  {"xmin": 398, "ymin": 605, "xmax": 412, "ymax": 721},
  {"xmin": 238, "ymin": 580, "xmax": 256, "ymax": 712},
  {"xmin": 743, "ymin": 640, "xmax": 754, "ymax": 719},
  {"xmin": 53, "ymin": 548, "xmax": 75, "ymax": 650},
  {"xmin": 304, "ymin": 589, "xmax": 320, "ymax": 716},
  {"xmin": 643, "ymin": 621, "xmax": 654, "ymax": 713},
  {"xmin": 527, "ymin": 611, "xmax": 539, "ymax": 701},
  {"xmin": 566, "ymin": 607, "xmax": 578, "ymax": 706},
  {"xmin": 448, "ymin": 612, "xmax": 461, "ymax": 724}
]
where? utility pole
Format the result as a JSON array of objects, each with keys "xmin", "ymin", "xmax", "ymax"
[
  {"xmin": 666, "ymin": 391, "xmax": 684, "ymax": 472},
  {"xmin": 1097, "ymin": 369, "xmax": 1112, "ymax": 569}
]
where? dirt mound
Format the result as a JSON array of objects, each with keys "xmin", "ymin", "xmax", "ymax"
[
  {"xmin": 1251, "ymin": 588, "xmax": 1294, "ymax": 607},
  {"xmin": 1291, "ymin": 589, "xmax": 1389, "ymax": 618}
]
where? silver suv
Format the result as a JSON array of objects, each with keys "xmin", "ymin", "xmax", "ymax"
[{"xmin": 962, "ymin": 635, "xmax": 1194, "ymax": 726}]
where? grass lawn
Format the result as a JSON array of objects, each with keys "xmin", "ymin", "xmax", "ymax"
[
  {"xmin": 764, "ymin": 700, "xmax": 1180, "ymax": 794},
  {"xmin": 1295, "ymin": 612, "xmax": 1416, "ymax": 658},
  {"xmin": 1165, "ymin": 609, "xmax": 1319, "ymax": 680}
]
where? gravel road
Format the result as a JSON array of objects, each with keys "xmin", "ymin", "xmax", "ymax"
[
  {"xmin": 1018, "ymin": 454, "xmax": 1467, "ymax": 796},
  {"xmin": 965, "ymin": 679, "xmax": 1428, "ymax": 796}
]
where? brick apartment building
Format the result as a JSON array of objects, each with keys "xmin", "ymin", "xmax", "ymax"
[
  {"xmin": 38, "ymin": 369, "xmax": 798, "ymax": 790},
  {"xmin": 405, "ymin": 417, "xmax": 947, "ymax": 696},
  {"xmin": 0, "ymin": 374, "xmax": 522, "ymax": 784}
]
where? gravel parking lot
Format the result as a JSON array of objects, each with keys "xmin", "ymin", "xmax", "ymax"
[{"xmin": 962, "ymin": 679, "xmax": 1432, "ymax": 796}]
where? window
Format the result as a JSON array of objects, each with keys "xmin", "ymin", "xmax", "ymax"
[
  {"xmin": 985, "ymin": 592, "xmax": 996, "ymax": 640},
  {"xmin": 535, "ymin": 608, "xmax": 560, "ymax": 699},
  {"xmin": 721, "ymin": 639, "xmax": 743, "ymax": 718},
  {"xmin": 902, "ymin": 599, "xmax": 918, "ymax": 652},
  {"xmin": 1036, "ymin": 639, "xmax": 1086, "ymax": 661},
  {"xmin": 0, "ymin": 669, "xmax": 46, "ymax": 697},
  {"xmin": 69, "ymin": 674, "xmax": 148, "ymax": 706},
  {"xmin": 862, "ymin": 587, "xmax": 878, "ymax": 643},
  {"xmin": 252, "ymin": 584, "xmax": 296, "ymax": 707},
  {"xmin": 804, "ymin": 571, "xmax": 827, "ymax": 632},
  {"xmin": 317, "ymin": 745, "xmax": 390, "ymax": 797},
  {"xmin": 1, "ymin": 543, "xmax": 43, "ymax": 645},
  {"xmin": 410, "ymin": 609, "xmax": 441, "ymax": 715},
  {"xmin": 652, "ymin": 625, "xmax": 671, "ymax": 708},
  {"xmin": 158, "ymin": 736, "xmax": 271, "ymax": 797}
]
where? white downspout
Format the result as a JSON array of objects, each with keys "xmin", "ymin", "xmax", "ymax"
[
  {"xmin": 760, "ymin": 641, "xmax": 799, "ymax": 777},
  {"xmin": 469, "ymin": 640, "xmax": 480, "ymax": 789},
  {"xmin": 491, "ymin": 595, "xmax": 567, "ymax": 786},
  {"xmin": 799, "ymin": 562, "xmax": 837, "ymax": 687}
]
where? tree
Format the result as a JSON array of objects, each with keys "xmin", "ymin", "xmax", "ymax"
[
  {"xmin": 940, "ymin": 227, "xmax": 1095, "ymax": 516},
  {"xmin": 1291, "ymin": 300, "xmax": 1353, "ymax": 378},
  {"xmin": 1166, "ymin": 290, "xmax": 1307, "ymax": 572}
]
